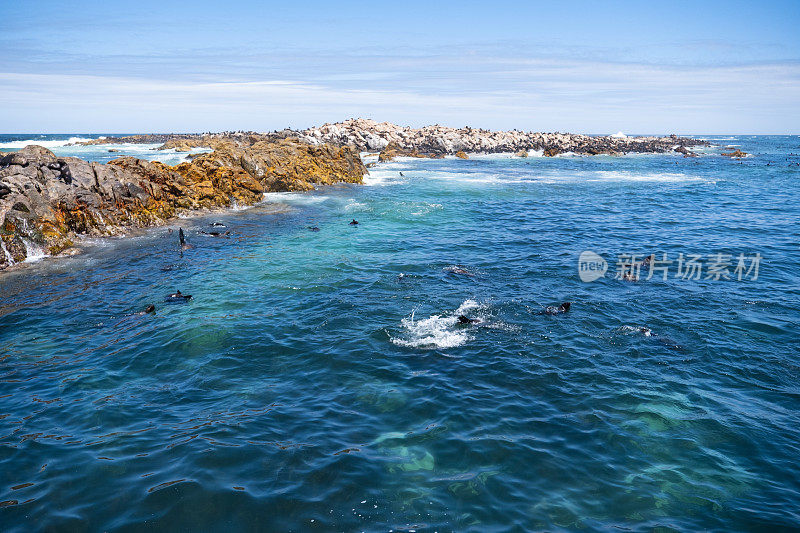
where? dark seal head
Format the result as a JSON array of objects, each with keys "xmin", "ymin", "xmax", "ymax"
[
  {"xmin": 457, "ymin": 315, "xmax": 477, "ymax": 324},
  {"xmin": 349, "ymin": 219, "xmax": 359, "ymax": 225},
  {"xmin": 145, "ymin": 304, "xmax": 156, "ymax": 314}
]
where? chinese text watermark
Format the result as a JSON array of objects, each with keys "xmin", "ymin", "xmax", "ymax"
[{"xmin": 578, "ymin": 252, "xmax": 762, "ymax": 282}]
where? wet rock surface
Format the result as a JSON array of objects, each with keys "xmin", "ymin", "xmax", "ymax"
[{"xmin": 0, "ymin": 140, "xmax": 365, "ymax": 269}]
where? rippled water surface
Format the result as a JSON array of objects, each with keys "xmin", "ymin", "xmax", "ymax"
[{"xmin": 1, "ymin": 136, "xmax": 799, "ymax": 530}]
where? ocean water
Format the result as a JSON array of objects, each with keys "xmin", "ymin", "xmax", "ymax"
[{"xmin": 1, "ymin": 135, "xmax": 799, "ymax": 530}]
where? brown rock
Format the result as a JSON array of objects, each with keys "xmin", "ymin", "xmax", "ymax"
[
  {"xmin": 0, "ymin": 140, "xmax": 367, "ymax": 269},
  {"xmin": 721, "ymin": 149, "xmax": 748, "ymax": 158}
]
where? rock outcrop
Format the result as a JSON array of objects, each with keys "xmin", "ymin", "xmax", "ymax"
[
  {"xmin": 75, "ymin": 119, "xmax": 709, "ymax": 158},
  {"xmin": 299, "ymin": 119, "xmax": 708, "ymax": 155},
  {"xmin": 377, "ymin": 141, "xmax": 445, "ymax": 162},
  {"xmin": 0, "ymin": 140, "xmax": 366, "ymax": 269},
  {"xmin": 721, "ymin": 149, "xmax": 748, "ymax": 158}
]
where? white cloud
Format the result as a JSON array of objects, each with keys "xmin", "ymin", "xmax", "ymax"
[{"xmin": 1, "ymin": 59, "xmax": 798, "ymax": 133}]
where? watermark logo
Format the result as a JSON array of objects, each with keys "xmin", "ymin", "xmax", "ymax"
[
  {"xmin": 578, "ymin": 251, "xmax": 608, "ymax": 282},
  {"xmin": 578, "ymin": 251, "xmax": 762, "ymax": 282}
]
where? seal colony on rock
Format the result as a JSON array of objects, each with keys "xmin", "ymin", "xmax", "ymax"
[
  {"xmin": 299, "ymin": 118, "xmax": 709, "ymax": 157},
  {"xmin": 71, "ymin": 118, "xmax": 708, "ymax": 159}
]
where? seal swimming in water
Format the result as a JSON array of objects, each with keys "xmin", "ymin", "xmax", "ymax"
[
  {"xmin": 445, "ymin": 265, "xmax": 475, "ymax": 277},
  {"xmin": 135, "ymin": 304, "xmax": 156, "ymax": 315},
  {"xmin": 199, "ymin": 230, "xmax": 230, "ymax": 237},
  {"xmin": 399, "ymin": 172, "xmax": 405, "ymax": 177},
  {"xmin": 179, "ymin": 228, "xmax": 192, "ymax": 250},
  {"xmin": 308, "ymin": 226, "xmax": 320, "ymax": 232},
  {"xmin": 349, "ymin": 219, "xmax": 359, "ymax": 225},
  {"xmin": 165, "ymin": 290, "xmax": 192, "ymax": 303},
  {"xmin": 542, "ymin": 302, "xmax": 571, "ymax": 315},
  {"xmin": 457, "ymin": 315, "xmax": 479, "ymax": 324}
]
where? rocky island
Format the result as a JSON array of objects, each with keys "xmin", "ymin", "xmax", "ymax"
[{"xmin": 2, "ymin": 120, "xmax": 708, "ymax": 269}]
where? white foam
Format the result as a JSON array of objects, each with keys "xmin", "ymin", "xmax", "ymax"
[
  {"xmin": 409, "ymin": 202, "xmax": 442, "ymax": 216},
  {"xmin": 611, "ymin": 131, "xmax": 628, "ymax": 139},
  {"xmin": 344, "ymin": 200, "xmax": 370, "ymax": 212},
  {"xmin": 262, "ymin": 192, "xmax": 330, "ymax": 205},
  {"xmin": 619, "ymin": 325, "xmax": 653, "ymax": 337},
  {"xmin": 362, "ymin": 170, "xmax": 408, "ymax": 187},
  {"xmin": 533, "ymin": 170, "xmax": 704, "ymax": 183},
  {"xmin": 22, "ymin": 239, "xmax": 48, "ymax": 262},
  {"xmin": 390, "ymin": 299, "xmax": 484, "ymax": 350},
  {"xmin": 0, "ymin": 136, "xmax": 96, "ymax": 149}
]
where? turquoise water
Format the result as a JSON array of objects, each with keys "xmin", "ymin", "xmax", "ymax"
[{"xmin": 1, "ymin": 136, "xmax": 799, "ymax": 530}]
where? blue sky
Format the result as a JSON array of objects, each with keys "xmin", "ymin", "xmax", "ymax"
[{"xmin": 1, "ymin": 0, "xmax": 799, "ymax": 133}]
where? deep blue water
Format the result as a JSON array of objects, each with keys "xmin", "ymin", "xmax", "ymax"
[{"xmin": 1, "ymin": 135, "xmax": 799, "ymax": 531}]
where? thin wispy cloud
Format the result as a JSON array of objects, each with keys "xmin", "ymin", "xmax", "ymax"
[{"xmin": 1, "ymin": 0, "xmax": 798, "ymax": 132}]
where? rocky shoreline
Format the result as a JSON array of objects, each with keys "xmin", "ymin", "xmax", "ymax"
[
  {"xmin": 2, "ymin": 119, "xmax": 712, "ymax": 270},
  {"xmin": 0, "ymin": 139, "xmax": 365, "ymax": 270}
]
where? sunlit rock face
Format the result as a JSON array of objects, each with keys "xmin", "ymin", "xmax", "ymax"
[{"xmin": 0, "ymin": 141, "xmax": 366, "ymax": 268}]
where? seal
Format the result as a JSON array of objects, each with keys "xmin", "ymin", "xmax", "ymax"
[
  {"xmin": 542, "ymin": 302, "xmax": 571, "ymax": 315},
  {"xmin": 445, "ymin": 265, "xmax": 475, "ymax": 277},
  {"xmin": 179, "ymin": 228, "xmax": 192, "ymax": 250},
  {"xmin": 457, "ymin": 315, "xmax": 479, "ymax": 324},
  {"xmin": 135, "ymin": 304, "xmax": 156, "ymax": 315},
  {"xmin": 199, "ymin": 230, "xmax": 230, "ymax": 237},
  {"xmin": 349, "ymin": 219, "xmax": 359, "ymax": 225},
  {"xmin": 165, "ymin": 290, "xmax": 192, "ymax": 303}
]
